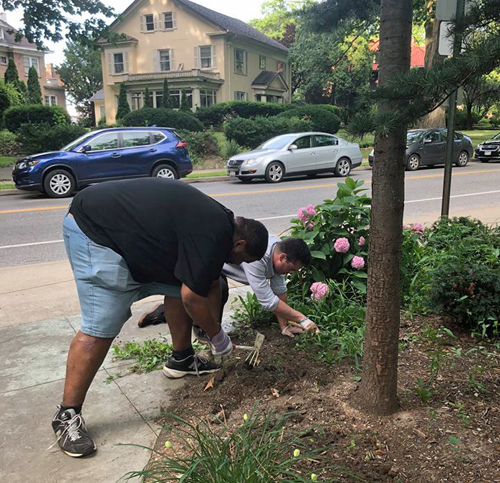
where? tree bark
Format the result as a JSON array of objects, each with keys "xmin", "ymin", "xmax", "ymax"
[{"xmin": 355, "ymin": 0, "xmax": 413, "ymax": 415}]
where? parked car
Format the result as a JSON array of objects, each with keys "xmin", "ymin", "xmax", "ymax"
[
  {"xmin": 475, "ymin": 132, "xmax": 500, "ymax": 163},
  {"xmin": 226, "ymin": 132, "xmax": 362, "ymax": 183},
  {"xmin": 368, "ymin": 128, "xmax": 473, "ymax": 170},
  {"xmin": 12, "ymin": 127, "xmax": 193, "ymax": 198}
]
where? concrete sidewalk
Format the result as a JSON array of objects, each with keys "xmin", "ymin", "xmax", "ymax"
[{"xmin": 0, "ymin": 260, "xmax": 249, "ymax": 483}]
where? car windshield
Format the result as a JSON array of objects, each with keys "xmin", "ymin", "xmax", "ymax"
[
  {"xmin": 492, "ymin": 133, "xmax": 500, "ymax": 140},
  {"xmin": 61, "ymin": 132, "xmax": 100, "ymax": 152},
  {"xmin": 259, "ymin": 135, "xmax": 298, "ymax": 150},
  {"xmin": 406, "ymin": 131, "xmax": 424, "ymax": 144}
]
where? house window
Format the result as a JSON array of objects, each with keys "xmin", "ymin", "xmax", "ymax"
[
  {"xmin": 170, "ymin": 89, "xmax": 192, "ymax": 109},
  {"xmin": 0, "ymin": 56, "xmax": 7, "ymax": 66},
  {"xmin": 24, "ymin": 56, "xmax": 39, "ymax": 76},
  {"xmin": 0, "ymin": 29, "xmax": 4, "ymax": 40},
  {"xmin": 113, "ymin": 53, "xmax": 124, "ymax": 74},
  {"xmin": 200, "ymin": 46, "xmax": 212, "ymax": 69},
  {"xmin": 99, "ymin": 106, "xmax": 106, "ymax": 120},
  {"xmin": 159, "ymin": 50, "xmax": 171, "ymax": 71},
  {"xmin": 163, "ymin": 12, "xmax": 175, "ymax": 29},
  {"xmin": 144, "ymin": 14, "xmax": 155, "ymax": 31},
  {"xmin": 131, "ymin": 92, "xmax": 142, "ymax": 110},
  {"xmin": 155, "ymin": 92, "xmax": 163, "ymax": 108},
  {"xmin": 259, "ymin": 55, "xmax": 266, "ymax": 70},
  {"xmin": 44, "ymin": 95, "xmax": 58, "ymax": 106},
  {"xmin": 234, "ymin": 49, "xmax": 247, "ymax": 74},
  {"xmin": 234, "ymin": 91, "xmax": 247, "ymax": 101},
  {"xmin": 200, "ymin": 89, "xmax": 217, "ymax": 107},
  {"xmin": 277, "ymin": 61, "xmax": 286, "ymax": 77}
]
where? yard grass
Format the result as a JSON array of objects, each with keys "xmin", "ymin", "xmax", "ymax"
[
  {"xmin": 0, "ymin": 182, "xmax": 14, "ymax": 190},
  {"xmin": 462, "ymin": 129, "xmax": 499, "ymax": 148},
  {"xmin": 187, "ymin": 171, "xmax": 227, "ymax": 178},
  {"xmin": 0, "ymin": 156, "xmax": 16, "ymax": 168}
]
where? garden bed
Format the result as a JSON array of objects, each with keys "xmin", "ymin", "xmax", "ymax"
[{"xmin": 150, "ymin": 315, "xmax": 500, "ymax": 482}]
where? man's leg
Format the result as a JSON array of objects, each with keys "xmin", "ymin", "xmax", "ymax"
[{"xmin": 164, "ymin": 296, "xmax": 193, "ymax": 351}]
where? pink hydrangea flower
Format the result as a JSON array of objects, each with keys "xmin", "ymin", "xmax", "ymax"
[
  {"xmin": 334, "ymin": 237, "xmax": 350, "ymax": 254},
  {"xmin": 306, "ymin": 204, "xmax": 317, "ymax": 216},
  {"xmin": 411, "ymin": 223, "xmax": 424, "ymax": 234},
  {"xmin": 358, "ymin": 236, "xmax": 366, "ymax": 247},
  {"xmin": 297, "ymin": 207, "xmax": 309, "ymax": 224},
  {"xmin": 307, "ymin": 222, "xmax": 315, "ymax": 230},
  {"xmin": 310, "ymin": 282, "xmax": 329, "ymax": 301},
  {"xmin": 351, "ymin": 256, "xmax": 365, "ymax": 270}
]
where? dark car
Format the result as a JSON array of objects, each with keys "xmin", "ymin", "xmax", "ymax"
[
  {"xmin": 12, "ymin": 127, "xmax": 193, "ymax": 198},
  {"xmin": 368, "ymin": 128, "xmax": 473, "ymax": 171},
  {"xmin": 475, "ymin": 132, "xmax": 500, "ymax": 163}
]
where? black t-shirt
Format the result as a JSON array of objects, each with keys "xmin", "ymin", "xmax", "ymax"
[{"xmin": 69, "ymin": 178, "xmax": 235, "ymax": 297}]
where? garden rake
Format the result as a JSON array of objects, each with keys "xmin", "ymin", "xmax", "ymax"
[{"xmin": 234, "ymin": 332, "xmax": 265, "ymax": 367}]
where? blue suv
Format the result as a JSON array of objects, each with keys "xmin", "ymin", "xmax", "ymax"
[{"xmin": 12, "ymin": 127, "xmax": 193, "ymax": 198}]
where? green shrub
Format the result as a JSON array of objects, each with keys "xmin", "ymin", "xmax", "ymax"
[
  {"xmin": 4, "ymin": 105, "xmax": 70, "ymax": 133},
  {"xmin": 0, "ymin": 129, "xmax": 22, "ymax": 155},
  {"xmin": 17, "ymin": 123, "xmax": 88, "ymax": 155},
  {"xmin": 288, "ymin": 177, "xmax": 370, "ymax": 294},
  {"xmin": 121, "ymin": 107, "xmax": 203, "ymax": 132},
  {"xmin": 177, "ymin": 130, "xmax": 220, "ymax": 163},
  {"xmin": 277, "ymin": 105, "xmax": 341, "ymax": 134},
  {"xmin": 223, "ymin": 138, "xmax": 243, "ymax": 158},
  {"xmin": 454, "ymin": 109, "xmax": 482, "ymax": 129},
  {"xmin": 224, "ymin": 116, "xmax": 312, "ymax": 149}
]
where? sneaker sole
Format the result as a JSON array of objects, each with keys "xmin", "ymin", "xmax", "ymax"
[
  {"xmin": 162, "ymin": 366, "xmax": 220, "ymax": 379},
  {"xmin": 137, "ymin": 303, "xmax": 164, "ymax": 328},
  {"xmin": 62, "ymin": 445, "xmax": 97, "ymax": 458}
]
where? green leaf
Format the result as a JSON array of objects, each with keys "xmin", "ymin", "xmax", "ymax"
[
  {"xmin": 344, "ymin": 253, "xmax": 355, "ymax": 264},
  {"xmin": 353, "ymin": 271, "xmax": 368, "ymax": 279},
  {"xmin": 311, "ymin": 266, "xmax": 326, "ymax": 282},
  {"xmin": 311, "ymin": 250, "xmax": 327, "ymax": 260},
  {"xmin": 351, "ymin": 279, "xmax": 367, "ymax": 294},
  {"xmin": 345, "ymin": 177, "xmax": 356, "ymax": 190},
  {"xmin": 448, "ymin": 436, "xmax": 462, "ymax": 447}
]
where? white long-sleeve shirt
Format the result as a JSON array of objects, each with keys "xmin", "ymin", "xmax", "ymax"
[{"xmin": 222, "ymin": 236, "xmax": 286, "ymax": 311}]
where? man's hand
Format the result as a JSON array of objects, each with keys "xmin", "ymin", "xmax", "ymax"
[
  {"xmin": 299, "ymin": 317, "xmax": 320, "ymax": 334},
  {"xmin": 209, "ymin": 327, "xmax": 233, "ymax": 364},
  {"xmin": 281, "ymin": 325, "xmax": 304, "ymax": 338}
]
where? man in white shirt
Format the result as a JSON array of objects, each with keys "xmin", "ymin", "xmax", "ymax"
[{"xmin": 138, "ymin": 237, "xmax": 318, "ymax": 337}]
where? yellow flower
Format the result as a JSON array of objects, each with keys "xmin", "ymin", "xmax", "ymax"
[
  {"xmin": 293, "ymin": 449, "xmax": 300, "ymax": 457},
  {"xmin": 164, "ymin": 441, "xmax": 172, "ymax": 449},
  {"xmin": 243, "ymin": 413, "xmax": 249, "ymax": 421},
  {"xmin": 311, "ymin": 474, "xmax": 318, "ymax": 481}
]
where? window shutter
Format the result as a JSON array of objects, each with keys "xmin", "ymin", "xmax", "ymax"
[
  {"xmin": 154, "ymin": 14, "xmax": 161, "ymax": 31},
  {"xmin": 172, "ymin": 11, "xmax": 177, "ymax": 28},
  {"xmin": 194, "ymin": 46, "xmax": 199, "ymax": 69},
  {"xmin": 124, "ymin": 52, "xmax": 130, "ymax": 73},
  {"xmin": 211, "ymin": 45, "xmax": 217, "ymax": 68},
  {"xmin": 170, "ymin": 49, "xmax": 175, "ymax": 71},
  {"xmin": 153, "ymin": 50, "xmax": 160, "ymax": 71},
  {"xmin": 107, "ymin": 53, "xmax": 113, "ymax": 75},
  {"xmin": 245, "ymin": 51, "xmax": 248, "ymax": 75},
  {"xmin": 140, "ymin": 15, "xmax": 146, "ymax": 33}
]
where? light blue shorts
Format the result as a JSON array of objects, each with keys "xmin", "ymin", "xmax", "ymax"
[{"xmin": 63, "ymin": 214, "xmax": 181, "ymax": 338}]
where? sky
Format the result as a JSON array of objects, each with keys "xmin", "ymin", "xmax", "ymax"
[{"xmin": 6, "ymin": 0, "xmax": 267, "ymax": 67}]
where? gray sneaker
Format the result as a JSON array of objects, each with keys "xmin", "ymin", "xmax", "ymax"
[
  {"xmin": 162, "ymin": 354, "xmax": 221, "ymax": 379},
  {"xmin": 52, "ymin": 407, "xmax": 96, "ymax": 457}
]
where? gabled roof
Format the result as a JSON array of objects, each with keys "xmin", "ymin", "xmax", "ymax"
[
  {"xmin": 0, "ymin": 20, "xmax": 40, "ymax": 51},
  {"xmin": 111, "ymin": 0, "xmax": 288, "ymax": 53},
  {"xmin": 89, "ymin": 89, "xmax": 105, "ymax": 101},
  {"xmin": 252, "ymin": 71, "xmax": 288, "ymax": 91},
  {"xmin": 98, "ymin": 33, "xmax": 138, "ymax": 45}
]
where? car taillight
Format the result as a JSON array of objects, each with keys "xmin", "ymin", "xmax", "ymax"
[{"xmin": 176, "ymin": 140, "xmax": 187, "ymax": 148}]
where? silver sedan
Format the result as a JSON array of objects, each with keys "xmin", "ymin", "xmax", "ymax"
[{"xmin": 226, "ymin": 132, "xmax": 363, "ymax": 183}]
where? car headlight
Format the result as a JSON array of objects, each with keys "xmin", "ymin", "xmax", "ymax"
[
  {"xmin": 476, "ymin": 144, "xmax": 483, "ymax": 150},
  {"xmin": 243, "ymin": 158, "xmax": 263, "ymax": 166},
  {"xmin": 17, "ymin": 159, "xmax": 39, "ymax": 170}
]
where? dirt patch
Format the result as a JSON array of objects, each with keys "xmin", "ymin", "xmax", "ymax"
[{"xmin": 154, "ymin": 318, "xmax": 500, "ymax": 482}]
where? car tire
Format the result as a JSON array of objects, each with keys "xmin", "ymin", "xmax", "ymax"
[
  {"xmin": 334, "ymin": 157, "xmax": 351, "ymax": 177},
  {"xmin": 455, "ymin": 151, "xmax": 469, "ymax": 167},
  {"xmin": 265, "ymin": 162, "xmax": 285, "ymax": 183},
  {"xmin": 238, "ymin": 177, "xmax": 253, "ymax": 183},
  {"xmin": 152, "ymin": 164, "xmax": 178, "ymax": 179},
  {"xmin": 43, "ymin": 169, "xmax": 76, "ymax": 198},
  {"xmin": 406, "ymin": 154, "xmax": 420, "ymax": 171}
]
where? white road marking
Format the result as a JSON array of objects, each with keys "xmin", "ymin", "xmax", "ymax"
[{"xmin": 1, "ymin": 189, "xmax": 500, "ymax": 250}]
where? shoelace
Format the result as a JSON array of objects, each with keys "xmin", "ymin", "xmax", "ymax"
[
  {"xmin": 188, "ymin": 354, "xmax": 209, "ymax": 377},
  {"xmin": 47, "ymin": 413, "xmax": 85, "ymax": 451}
]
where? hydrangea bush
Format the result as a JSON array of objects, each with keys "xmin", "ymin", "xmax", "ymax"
[{"xmin": 289, "ymin": 177, "xmax": 370, "ymax": 294}]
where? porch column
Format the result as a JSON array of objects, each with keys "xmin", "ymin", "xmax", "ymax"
[
  {"xmin": 192, "ymin": 87, "xmax": 201, "ymax": 110},
  {"xmin": 260, "ymin": 95, "xmax": 267, "ymax": 103}
]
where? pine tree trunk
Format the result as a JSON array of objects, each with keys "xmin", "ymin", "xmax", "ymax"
[{"xmin": 355, "ymin": 0, "xmax": 413, "ymax": 416}]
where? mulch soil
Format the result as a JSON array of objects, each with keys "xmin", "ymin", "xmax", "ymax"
[{"xmin": 153, "ymin": 316, "xmax": 500, "ymax": 482}]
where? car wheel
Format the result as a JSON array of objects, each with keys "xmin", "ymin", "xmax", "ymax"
[
  {"xmin": 406, "ymin": 154, "xmax": 420, "ymax": 171},
  {"xmin": 265, "ymin": 162, "xmax": 285, "ymax": 183},
  {"xmin": 334, "ymin": 157, "xmax": 351, "ymax": 177},
  {"xmin": 153, "ymin": 164, "xmax": 178, "ymax": 179},
  {"xmin": 238, "ymin": 177, "xmax": 253, "ymax": 183},
  {"xmin": 43, "ymin": 169, "xmax": 76, "ymax": 198},
  {"xmin": 455, "ymin": 151, "xmax": 469, "ymax": 167}
]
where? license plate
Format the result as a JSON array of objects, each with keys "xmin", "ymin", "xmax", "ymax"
[
  {"xmin": 229, "ymin": 171, "xmax": 236, "ymax": 177},
  {"xmin": 484, "ymin": 151, "xmax": 491, "ymax": 156}
]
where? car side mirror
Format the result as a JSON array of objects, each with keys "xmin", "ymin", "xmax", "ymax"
[
  {"xmin": 289, "ymin": 144, "xmax": 298, "ymax": 151},
  {"xmin": 81, "ymin": 145, "xmax": 92, "ymax": 153}
]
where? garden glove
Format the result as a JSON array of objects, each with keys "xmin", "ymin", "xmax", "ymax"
[
  {"xmin": 281, "ymin": 325, "xmax": 304, "ymax": 338},
  {"xmin": 299, "ymin": 317, "xmax": 320, "ymax": 334},
  {"xmin": 208, "ymin": 327, "xmax": 233, "ymax": 365}
]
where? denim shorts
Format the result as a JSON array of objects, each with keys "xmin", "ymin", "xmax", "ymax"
[{"xmin": 63, "ymin": 214, "xmax": 181, "ymax": 338}]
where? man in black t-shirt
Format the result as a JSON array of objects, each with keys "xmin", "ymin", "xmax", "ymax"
[{"xmin": 52, "ymin": 178, "xmax": 268, "ymax": 458}]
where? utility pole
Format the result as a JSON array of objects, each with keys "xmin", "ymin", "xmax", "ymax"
[{"xmin": 441, "ymin": 0, "xmax": 465, "ymax": 216}]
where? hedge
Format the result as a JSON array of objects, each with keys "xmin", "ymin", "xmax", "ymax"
[
  {"xmin": 176, "ymin": 129, "xmax": 220, "ymax": 163},
  {"xmin": 4, "ymin": 105, "xmax": 70, "ymax": 133},
  {"xmin": 0, "ymin": 129, "xmax": 22, "ymax": 155},
  {"xmin": 224, "ymin": 116, "xmax": 313, "ymax": 149},
  {"xmin": 17, "ymin": 123, "xmax": 88, "ymax": 155},
  {"xmin": 277, "ymin": 105, "xmax": 341, "ymax": 134},
  {"xmin": 121, "ymin": 108, "xmax": 203, "ymax": 132}
]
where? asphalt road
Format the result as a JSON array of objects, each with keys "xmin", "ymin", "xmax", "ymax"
[{"xmin": 1, "ymin": 161, "xmax": 500, "ymax": 268}]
